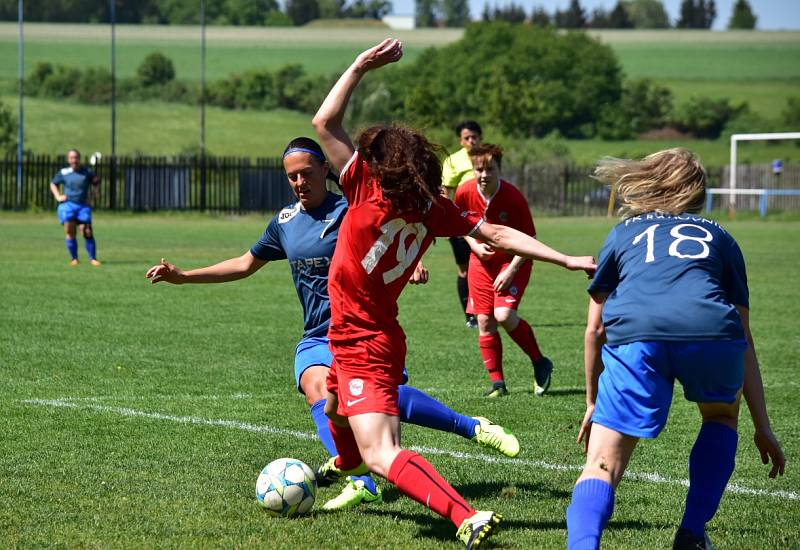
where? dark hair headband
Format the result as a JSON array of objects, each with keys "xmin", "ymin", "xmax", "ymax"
[{"xmin": 283, "ymin": 147, "xmax": 326, "ymax": 161}]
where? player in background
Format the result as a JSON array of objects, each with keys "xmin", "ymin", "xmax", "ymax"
[
  {"xmin": 566, "ymin": 148, "xmax": 785, "ymax": 550},
  {"xmin": 442, "ymin": 120, "xmax": 482, "ymax": 329},
  {"xmin": 454, "ymin": 144, "xmax": 554, "ymax": 398},
  {"xmin": 312, "ymin": 39, "xmax": 595, "ymax": 548},
  {"xmin": 145, "ymin": 137, "xmax": 521, "ymax": 511},
  {"xmin": 50, "ymin": 149, "xmax": 101, "ymax": 266}
]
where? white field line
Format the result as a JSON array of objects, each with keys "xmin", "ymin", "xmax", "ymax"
[{"xmin": 23, "ymin": 397, "xmax": 799, "ymax": 502}]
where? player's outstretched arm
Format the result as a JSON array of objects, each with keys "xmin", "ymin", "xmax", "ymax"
[
  {"xmin": 474, "ymin": 222, "xmax": 596, "ymax": 276},
  {"xmin": 312, "ymin": 38, "xmax": 403, "ymax": 173},
  {"xmin": 736, "ymin": 305, "xmax": 786, "ymax": 478},
  {"xmin": 577, "ymin": 293, "xmax": 608, "ymax": 452},
  {"xmin": 145, "ymin": 251, "xmax": 266, "ymax": 285}
]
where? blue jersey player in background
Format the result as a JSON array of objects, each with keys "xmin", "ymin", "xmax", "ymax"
[
  {"xmin": 50, "ymin": 149, "xmax": 101, "ymax": 266},
  {"xmin": 566, "ymin": 148, "xmax": 785, "ymax": 550},
  {"xmin": 146, "ymin": 137, "xmax": 521, "ymax": 510}
]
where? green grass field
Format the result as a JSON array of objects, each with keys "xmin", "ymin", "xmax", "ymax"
[{"xmin": 1, "ymin": 213, "xmax": 798, "ymax": 548}]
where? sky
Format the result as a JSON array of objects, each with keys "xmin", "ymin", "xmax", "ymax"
[{"xmin": 390, "ymin": 0, "xmax": 800, "ymax": 30}]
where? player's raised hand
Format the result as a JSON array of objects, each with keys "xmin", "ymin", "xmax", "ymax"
[
  {"xmin": 354, "ymin": 38, "xmax": 403, "ymax": 73},
  {"xmin": 566, "ymin": 255, "xmax": 597, "ymax": 278},
  {"xmin": 145, "ymin": 258, "xmax": 185, "ymax": 285},
  {"xmin": 754, "ymin": 428, "xmax": 786, "ymax": 478}
]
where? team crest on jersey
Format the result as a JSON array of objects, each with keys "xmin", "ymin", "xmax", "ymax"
[
  {"xmin": 349, "ymin": 378, "xmax": 364, "ymax": 396},
  {"xmin": 509, "ymin": 285, "xmax": 518, "ymax": 296},
  {"xmin": 499, "ymin": 211, "xmax": 509, "ymax": 222},
  {"xmin": 278, "ymin": 203, "xmax": 301, "ymax": 224}
]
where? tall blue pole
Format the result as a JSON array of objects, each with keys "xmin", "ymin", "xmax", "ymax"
[
  {"xmin": 16, "ymin": 0, "xmax": 23, "ymax": 209},
  {"xmin": 199, "ymin": 0, "xmax": 207, "ymax": 211},
  {"xmin": 109, "ymin": 0, "xmax": 117, "ymax": 209}
]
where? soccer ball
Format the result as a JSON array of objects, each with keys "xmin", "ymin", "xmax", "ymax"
[{"xmin": 256, "ymin": 458, "xmax": 317, "ymax": 517}]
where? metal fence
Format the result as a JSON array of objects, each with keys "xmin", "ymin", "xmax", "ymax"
[
  {"xmin": 0, "ymin": 154, "xmax": 794, "ymax": 216},
  {"xmin": 0, "ymin": 154, "xmax": 294, "ymax": 213}
]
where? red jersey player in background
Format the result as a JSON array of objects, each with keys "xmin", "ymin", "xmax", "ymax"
[
  {"xmin": 312, "ymin": 38, "xmax": 596, "ymax": 548},
  {"xmin": 454, "ymin": 144, "xmax": 554, "ymax": 398}
]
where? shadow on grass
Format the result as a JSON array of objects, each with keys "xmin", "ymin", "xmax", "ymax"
[
  {"xmin": 532, "ymin": 322, "xmax": 585, "ymax": 328},
  {"xmin": 360, "ymin": 509, "xmax": 666, "ymax": 545},
  {"xmin": 542, "ymin": 388, "xmax": 585, "ymax": 397},
  {"xmin": 377, "ymin": 481, "xmax": 571, "ymax": 505}
]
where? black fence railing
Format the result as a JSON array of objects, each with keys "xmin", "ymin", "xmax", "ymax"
[
  {"xmin": 0, "ymin": 154, "xmax": 294, "ymax": 213},
  {"xmin": 0, "ymin": 154, "xmax": 757, "ymax": 216}
]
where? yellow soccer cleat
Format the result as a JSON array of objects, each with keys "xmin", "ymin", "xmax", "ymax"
[
  {"xmin": 472, "ymin": 416, "xmax": 520, "ymax": 458},
  {"xmin": 322, "ymin": 476, "xmax": 382, "ymax": 510},
  {"xmin": 457, "ymin": 510, "xmax": 502, "ymax": 549}
]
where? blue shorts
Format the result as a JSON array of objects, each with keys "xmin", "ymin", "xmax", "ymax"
[
  {"xmin": 592, "ymin": 340, "xmax": 747, "ymax": 439},
  {"xmin": 294, "ymin": 336, "xmax": 408, "ymax": 394},
  {"xmin": 57, "ymin": 201, "xmax": 92, "ymax": 225}
]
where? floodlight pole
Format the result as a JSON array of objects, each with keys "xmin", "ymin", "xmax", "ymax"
[
  {"xmin": 200, "ymin": 0, "xmax": 207, "ymax": 211},
  {"xmin": 109, "ymin": 0, "xmax": 117, "ymax": 209},
  {"xmin": 16, "ymin": 0, "xmax": 23, "ymax": 209}
]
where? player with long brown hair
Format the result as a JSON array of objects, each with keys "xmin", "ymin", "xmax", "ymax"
[{"xmin": 312, "ymin": 38, "xmax": 596, "ymax": 548}]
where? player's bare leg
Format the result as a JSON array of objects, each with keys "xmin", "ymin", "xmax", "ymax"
[
  {"xmin": 674, "ymin": 399, "xmax": 741, "ymax": 550},
  {"xmin": 348, "ymin": 412, "xmax": 501, "ymax": 547},
  {"xmin": 567, "ymin": 423, "xmax": 639, "ymax": 549},
  {"xmin": 496, "ymin": 306, "xmax": 552, "ymax": 395},
  {"xmin": 64, "ymin": 220, "xmax": 79, "ymax": 265}
]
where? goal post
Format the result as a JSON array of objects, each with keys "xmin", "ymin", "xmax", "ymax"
[{"xmin": 729, "ymin": 132, "xmax": 800, "ymax": 208}]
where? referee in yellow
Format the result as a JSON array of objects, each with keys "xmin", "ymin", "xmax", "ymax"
[{"xmin": 441, "ymin": 120, "xmax": 482, "ymax": 328}]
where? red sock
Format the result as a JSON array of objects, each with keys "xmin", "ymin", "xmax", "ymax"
[
  {"xmin": 507, "ymin": 318, "xmax": 543, "ymax": 362},
  {"xmin": 328, "ymin": 421, "xmax": 363, "ymax": 470},
  {"xmin": 479, "ymin": 332, "xmax": 504, "ymax": 382},
  {"xmin": 388, "ymin": 450, "xmax": 475, "ymax": 527}
]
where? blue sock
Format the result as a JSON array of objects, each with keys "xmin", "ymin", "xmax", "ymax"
[
  {"xmin": 66, "ymin": 238, "xmax": 78, "ymax": 260},
  {"xmin": 680, "ymin": 422, "xmax": 738, "ymax": 538},
  {"xmin": 351, "ymin": 474, "xmax": 378, "ymax": 494},
  {"xmin": 397, "ymin": 385, "xmax": 479, "ymax": 439},
  {"xmin": 310, "ymin": 399, "xmax": 337, "ymax": 456},
  {"xmin": 84, "ymin": 237, "xmax": 97, "ymax": 260},
  {"xmin": 567, "ymin": 478, "xmax": 615, "ymax": 550}
]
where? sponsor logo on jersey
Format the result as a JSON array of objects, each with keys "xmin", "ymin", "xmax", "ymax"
[
  {"xmin": 349, "ymin": 378, "xmax": 364, "ymax": 396},
  {"xmin": 278, "ymin": 203, "xmax": 301, "ymax": 224},
  {"xmin": 290, "ymin": 256, "xmax": 331, "ymax": 272}
]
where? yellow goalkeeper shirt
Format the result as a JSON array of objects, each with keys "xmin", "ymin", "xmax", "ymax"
[{"xmin": 441, "ymin": 147, "xmax": 474, "ymax": 189}]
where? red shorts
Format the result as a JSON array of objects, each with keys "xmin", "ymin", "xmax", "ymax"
[
  {"xmin": 326, "ymin": 329, "xmax": 406, "ymax": 417},
  {"xmin": 466, "ymin": 257, "xmax": 532, "ymax": 315}
]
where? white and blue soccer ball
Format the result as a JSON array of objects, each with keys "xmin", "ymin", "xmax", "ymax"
[{"xmin": 256, "ymin": 458, "xmax": 317, "ymax": 517}]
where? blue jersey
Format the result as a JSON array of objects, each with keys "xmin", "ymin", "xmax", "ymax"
[
  {"xmin": 52, "ymin": 166, "xmax": 96, "ymax": 205},
  {"xmin": 250, "ymin": 192, "xmax": 347, "ymax": 339},
  {"xmin": 589, "ymin": 212, "xmax": 749, "ymax": 346}
]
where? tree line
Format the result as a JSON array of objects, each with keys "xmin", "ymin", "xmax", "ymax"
[
  {"xmin": 0, "ymin": 0, "xmax": 758, "ymax": 29},
  {"xmin": 9, "ymin": 21, "xmax": 794, "ymax": 160},
  {"xmin": 476, "ymin": 0, "xmax": 757, "ymax": 30}
]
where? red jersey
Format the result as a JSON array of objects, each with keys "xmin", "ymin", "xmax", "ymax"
[
  {"xmin": 453, "ymin": 178, "xmax": 536, "ymax": 266},
  {"xmin": 328, "ymin": 151, "xmax": 483, "ymax": 342}
]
